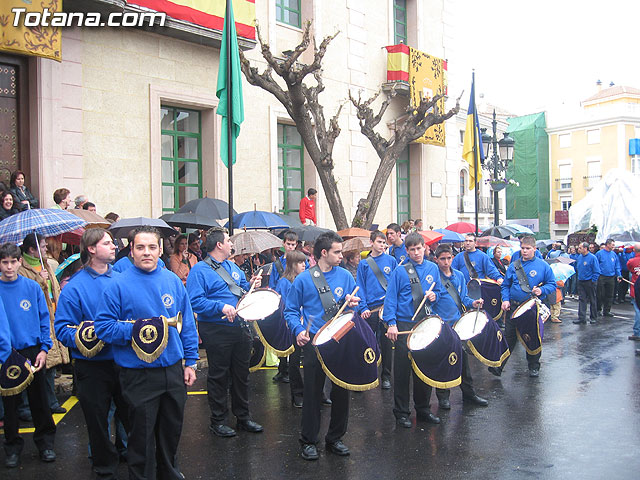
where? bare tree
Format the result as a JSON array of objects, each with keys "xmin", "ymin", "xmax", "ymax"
[{"xmin": 239, "ymin": 22, "xmax": 459, "ymax": 229}]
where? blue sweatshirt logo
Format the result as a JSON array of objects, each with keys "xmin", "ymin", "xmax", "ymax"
[
  {"xmin": 19, "ymin": 299, "xmax": 31, "ymax": 311},
  {"xmin": 334, "ymin": 287, "xmax": 343, "ymax": 297},
  {"xmin": 162, "ymin": 294, "xmax": 174, "ymax": 307}
]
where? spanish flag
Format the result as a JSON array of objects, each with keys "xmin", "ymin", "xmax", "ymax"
[{"xmin": 462, "ymin": 73, "xmax": 484, "ymax": 189}]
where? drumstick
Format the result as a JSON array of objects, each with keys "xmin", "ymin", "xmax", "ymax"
[
  {"xmin": 221, "ymin": 268, "xmax": 264, "ymax": 320},
  {"xmin": 410, "ymin": 282, "xmax": 435, "ymax": 322},
  {"xmin": 248, "ymin": 268, "xmax": 263, "ymax": 294},
  {"xmin": 304, "ymin": 315, "xmax": 315, "ymax": 336},
  {"xmin": 395, "ymin": 330, "xmax": 412, "ymax": 335},
  {"xmin": 620, "ymin": 277, "xmax": 634, "ymax": 286},
  {"xmin": 330, "ymin": 286, "xmax": 360, "ymax": 324}
]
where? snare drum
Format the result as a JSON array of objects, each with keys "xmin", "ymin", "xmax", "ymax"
[
  {"xmin": 511, "ymin": 298, "xmax": 544, "ymax": 355},
  {"xmin": 468, "ymin": 278, "xmax": 503, "ymax": 320},
  {"xmin": 453, "ymin": 310, "xmax": 510, "ymax": 367},
  {"xmin": 313, "ymin": 311, "xmax": 380, "ymax": 391},
  {"xmin": 237, "ymin": 288, "xmax": 280, "ymax": 322},
  {"xmin": 407, "ymin": 316, "xmax": 463, "ymax": 389}
]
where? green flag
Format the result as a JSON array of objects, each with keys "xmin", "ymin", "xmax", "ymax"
[{"xmin": 216, "ymin": 0, "xmax": 244, "ymax": 167}]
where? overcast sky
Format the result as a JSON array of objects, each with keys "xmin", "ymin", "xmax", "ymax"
[{"xmin": 449, "ymin": 0, "xmax": 640, "ymax": 115}]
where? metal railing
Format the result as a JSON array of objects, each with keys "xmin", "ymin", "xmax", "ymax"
[
  {"xmin": 554, "ymin": 177, "xmax": 572, "ymax": 190},
  {"xmin": 457, "ymin": 196, "xmax": 502, "ymax": 214}
]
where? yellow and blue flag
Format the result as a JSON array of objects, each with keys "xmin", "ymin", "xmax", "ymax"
[{"xmin": 462, "ymin": 73, "xmax": 484, "ymax": 189}]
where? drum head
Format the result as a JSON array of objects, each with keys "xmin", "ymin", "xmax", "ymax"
[
  {"xmin": 453, "ymin": 310, "xmax": 490, "ymax": 341},
  {"xmin": 314, "ymin": 313, "xmax": 354, "ymax": 346},
  {"xmin": 512, "ymin": 298, "xmax": 536, "ymax": 319},
  {"xmin": 407, "ymin": 316, "xmax": 442, "ymax": 351},
  {"xmin": 237, "ymin": 289, "xmax": 280, "ymax": 321},
  {"xmin": 467, "ymin": 279, "xmax": 482, "ymax": 300}
]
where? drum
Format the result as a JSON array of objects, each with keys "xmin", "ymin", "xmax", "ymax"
[
  {"xmin": 468, "ymin": 278, "xmax": 503, "ymax": 320},
  {"xmin": 511, "ymin": 298, "xmax": 544, "ymax": 355},
  {"xmin": 407, "ymin": 316, "xmax": 463, "ymax": 389},
  {"xmin": 453, "ymin": 310, "xmax": 510, "ymax": 367},
  {"xmin": 313, "ymin": 311, "xmax": 380, "ymax": 391},
  {"xmin": 238, "ymin": 288, "xmax": 295, "ymax": 356},
  {"xmin": 249, "ymin": 325, "xmax": 266, "ymax": 373}
]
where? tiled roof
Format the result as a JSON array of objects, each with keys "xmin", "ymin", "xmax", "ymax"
[{"xmin": 583, "ymin": 85, "xmax": 640, "ymax": 103}]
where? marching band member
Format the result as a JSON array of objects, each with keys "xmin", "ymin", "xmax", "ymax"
[
  {"xmin": 452, "ymin": 234, "xmax": 503, "ymax": 284},
  {"xmin": 386, "ymin": 223, "xmax": 408, "ymax": 264}
]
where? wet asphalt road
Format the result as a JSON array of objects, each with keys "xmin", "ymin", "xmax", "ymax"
[{"xmin": 3, "ymin": 298, "xmax": 640, "ymax": 480}]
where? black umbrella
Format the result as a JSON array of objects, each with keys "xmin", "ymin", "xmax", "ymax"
[
  {"xmin": 272, "ymin": 212, "xmax": 303, "ymax": 227},
  {"xmin": 480, "ymin": 225, "xmax": 518, "ymax": 239},
  {"xmin": 279, "ymin": 225, "xmax": 332, "ymax": 243},
  {"xmin": 160, "ymin": 212, "xmax": 221, "ymax": 230},
  {"xmin": 177, "ymin": 198, "xmax": 237, "ymax": 220},
  {"xmin": 109, "ymin": 217, "xmax": 177, "ymax": 239}
]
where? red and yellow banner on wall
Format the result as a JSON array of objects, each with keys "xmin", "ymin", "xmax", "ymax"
[
  {"xmin": 128, "ymin": 0, "xmax": 256, "ymax": 40},
  {"xmin": 386, "ymin": 44, "xmax": 448, "ymax": 146},
  {"xmin": 0, "ymin": 0, "xmax": 61, "ymax": 61}
]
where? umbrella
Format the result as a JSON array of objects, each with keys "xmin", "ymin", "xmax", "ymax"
[
  {"xmin": 279, "ymin": 225, "xmax": 331, "ymax": 243},
  {"xmin": 272, "ymin": 212, "xmax": 303, "ymax": 228},
  {"xmin": 231, "ymin": 231, "xmax": 283, "ymax": 255},
  {"xmin": 227, "ymin": 211, "xmax": 290, "ymax": 230},
  {"xmin": 0, "ymin": 208, "xmax": 87, "ymax": 244},
  {"xmin": 536, "ymin": 239, "xmax": 554, "ymax": 249},
  {"xmin": 550, "ymin": 263, "xmax": 575, "ymax": 283},
  {"xmin": 68, "ymin": 209, "xmax": 111, "ymax": 228},
  {"xmin": 108, "ymin": 217, "xmax": 177, "ymax": 239},
  {"xmin": 160, "ymin": 212, "xmax": 221, "ymax": 230},
  {"xmin": 434, "ymin": 228, "xmax": 464, "ymax": 243},
  {"xmin": 506, "ymin": 223, "xmax": 534, "ymax": 235},
  {"xmin": 546, "ymin": 256, "xmax": 575, "ymax": 265},
  {"xmin": 419, "ymin": 230, "xmax": 444, "ymax": 246},
  {"xmin": 476, "ymin": 236, "xmax": 514, "ymax": 248},
  {"xmin": 337, "ymin": 227, "xmax": 371, "ymax": 239},
  {"xmin": 54, "ymin": 253, "xmax": 81, "ymax": 280},
  {"xmin": 445, "ymin": 222, "xmax": 482, "ymax": 234},
  {"xmin": 177, "ymin": 197, "xmax": 237, "ymax": 220},
  {"xmin": 481, "ymin": 225, "xmax": 519, "ymax": 239},
  {"xmin": 60, "ymin": 227, "xmax": 85, "ymax": 246},
  {"xmin": 342, "ymin": 236, "xmax": 372, "ymax": 254}
]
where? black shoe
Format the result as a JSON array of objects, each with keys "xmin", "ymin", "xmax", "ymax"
[
  {"xmin": 636, "ymin": 349, "xmax": 640, "ymax": 357},
  {"xmin": 209, "ymin": 424, "xmax": 236, "ymax": 437},
  {"xmin": 321, "ymin": 397, "xmax": 332, "ymax": 406},
  {"xmin": 488, "ymin": 366, "xmax": 502, "ymax": 377},
  {"xmin": 5, "ymin": 453, "xmax": 19, "ymax": 468},
  {"xmin": 396, "ymin": 416, "xmax": 412, "ymax": 428},
  {"xmin": 301, "ymin": 443, "xmax": 319, "ymax": 461},
  {"xmin": 629, "ymin": 335, "xmax": 640, "ymax": 341},
  {"xmin": 603, "ymin": 312, "xmax": 614, "ymax": 318},
  {"xmin": 529, "ymin": 369, "xmax": 539, "ymax": 378},
  {"xmin": 51, "ymin": 406, "xmax": 67, "ymax": 414},
  {"xmin": 463, "ymin": 394, "xmax": 489, "ymax": 406},
  {"xmin": 573, "ymin": 320, "xmax": 586, "ymax": 324},
  {"xmin": 18, "ymin": 412, "xmax": 32, "ymax": 422},
  {"xmin": 325, "ymin": 440, "xmax": 350, "ymax": 456},
  {"xmin": 292, "ymin": 398, "xmax": 303, "ymax": 408},
  {"xmin": 272, "ymin": 372, "xmax": 285, "ymax": 383},
  {"xmin": 417, "ymin": 412, "xmax": 441, "ymax": 424},
  {"xmin": 39, "ymin": 449, "xmax": 56, "ymax": 462},
  {"xmin": 237, "ymin": 419, "xmax": 263, "ymax": 433},
  {"xmin": 438, "ymin": 399, "xmax": 451, "ymax": 410},
  {"xmin": 589, "ymin": 319, "xmax": 597, "ymax": 324},
  {"xmin": 381, "ymin": 379, "xmax": 391, "ymax": 390}
]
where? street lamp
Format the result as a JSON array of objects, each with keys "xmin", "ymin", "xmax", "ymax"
[{"xmin": 480, "ymin": 109, "xmax": 515, "ymax": 226}]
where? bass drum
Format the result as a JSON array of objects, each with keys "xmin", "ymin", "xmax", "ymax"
[
  {"xmin": 453, "ymin": 310, "xmax": 510, "ymax": 367},
  {"xmin": 511, "ymin": 298, "xmax": 544, "ymax": 355}
]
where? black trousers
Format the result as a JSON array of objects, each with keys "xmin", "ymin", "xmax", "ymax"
[
  {"xmin": 617, "ymin": 271, "xmax": 629, "ymax": 301},
  {"xmin": 75, "ymin": 359, "xmax": 129, "ymax": 478},
  {"xmin": 500, "ymin": 303, "xmax": 541, "ymax": 371},
  {"xmin": 2, "ymin": 345, "xmax": 56, "ymax": 456},
  {"xmin": 597, "ymin": 275, "xmax": 616, "ymax": 314},
  {"xmin": 277, "ymin": 357, "xmax": 288, "ymax": 376},
  {"xmin": 435, "ymin": 349, "xmax": 475, "ymax": 401},
  {"xmin": 392, "ymin": 321, "xmax": 433, "ymax": 419},
  {"xmin": 578, "ymin": 280, "xmax": 598, "ymax": 321},
  {"xmin": 198, "ymin": 322, "xmax": 252, "ymax": 423},
  {"xmin": 300, "ymin": 334, "xmax": 349, "ymax": 445},
  {"xmin": 364, "ymin": 310, "xmax": 392, "ymax": 381},
  {"xmin": 288, "ymin": 344, "xmax": 304, "ymax": 402}
]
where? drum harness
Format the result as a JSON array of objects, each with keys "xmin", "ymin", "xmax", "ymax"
[
  {"xmin": 404, "ymin": 264, "xmax": 432, "ymax": 318},
  {"xmin": 309, "ymin": 265, "xmax": 342, "ymax": 323},
  {"xmin": 439, "ymin": 273, "xmax": 465, "ymax": 314},
  {"xmin": 203, "ymin": 256, "xmax": 250, "ymax": 331},
  {"xmin": 463, "ymin": 251, "xmax": 479, "ymax": 279},
  {"xmin": 513, "ymin": 259, "xmax": 556, "ymax": 307},
  {"xmin": 365, "ymin": 256, "xmax": 388, "ymax": 308}
]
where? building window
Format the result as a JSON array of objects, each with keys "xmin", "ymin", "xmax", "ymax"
[
  {"xmin": 586, "ymin": 160, "xmax": 601, "ymax": 189},
  {"xmin": 587, "ymin": 129, "xmax": 600, "ymax": 145},
  {"xmin": 278, "ymin": 123, "xmax": 304, "ymax": 216},
  {"xmin": 459, "ymin": 130, "xmax": 465, "ymax": 144},
  {"xmin": 558, "ymin": 164, "xmax": 572, "ymax": 189},
  {"xmin": 393, "ymin": 0, "xmax": 407, "ymax": 44},
  {"xmin": 161, "ymin": 106, "xmax": 202, "ymax": 213},
  {"xmin": 396, "ymin": 148, "xmax": 410, "ymax": 223},
  {"xmin": 559, "ymin": 133, "xmax": 571, "ymax": 148},
  {"xmin": 561, "ymin": 199, "xmax": 572, "ymax": 211},
  {"xmin": 276, "ymin": 0, "xmax": 301, "ymax": 28},
  {"xmin": 632, "ymin": 155, "xmax": 640, "ymax": 175}
]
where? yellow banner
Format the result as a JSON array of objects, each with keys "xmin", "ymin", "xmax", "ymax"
[
  {"xmin": 0, "ymin": 0, "xmax": 61, "ymax": 61},
  {"xmin": 409, "ymin": 48, "xmax": 447, "ymax": 146}
]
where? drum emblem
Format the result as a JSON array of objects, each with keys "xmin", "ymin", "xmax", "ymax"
[
  {"xmin": 384, "ymin": 266, "xmax": 391, "ymax": 274},
  {"xmin": 426, "ymin": 275, "xmax": 433, "ymax": 283},
  {"xmin": 82, "ymin": 326, "xmax": 97, "ymax": 342},
  {"xmin": 364, "ymin": 348, "xmax": 376, "ymax": 364},
  {"xmin": 522, "ymin": 333, "xmax": 531, "ymax": 342},
  {"xmin": 491, "ymin": 299, "xmax": 498, "ymax": 306},
  {"xmin": 140, "ymin": 325, "xmax": 158, "ymax": 344},
  {"xmin": 19, "ymin": 299, "xmax": 31, "ymax": 311},
  {"xmin": 448, "ymin": 352, "xmax": 458, "ymax": 365},
  {"xmin": 7, "ymin": 365, "xmax": 21, "ymax": 380},
  {"xmin": 529, "ymin": 270, "xmax": 537, "ymax": 277},
  {"xmin": 497, "ymin": 330, "xmax": 503, "ymax": 341},
  {"xmin": 334, "ymin": 287, "xmax": 343, "ymax": 297},
  {"xmin": 162, "ymin": 294, "xmax": 174, "ymax": 308}
]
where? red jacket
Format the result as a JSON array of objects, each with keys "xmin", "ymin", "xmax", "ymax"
[
  {"xmin": 627, "ymin": 253, "xmax": 640, "ymax": 298},
  {"xmin": 299, "ymin": 196, "xmax": 316, "ymax": 224}
]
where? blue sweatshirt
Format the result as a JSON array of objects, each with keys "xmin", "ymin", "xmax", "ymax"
[
  {"xmin": 356, "ymin": 253, "xmax": 397, "ymax": 312},
  {"xmin": 596, "ymin": 249, "xmax": 621, "ymax": 277},
  {"xmin": 432, "ymin": 268, "xmax": 474, "ymax": 324},
  {"xmin": 269, "ymin": 255, "xmax": 309, "ymax": 289},
  {"xmin": 54, "ymin": 266, "xmax": 118, "ymax": 361},
  {"xmin": 452, "ymin": 249, "xmax": 502, "ymax": 283},
  {"xmin": 0, "ymin": 275, "xmax": 52, "ymax": 351},
  {"xmin": 383, "ymin": 258, "xmax": 445, "ymax": 326},
  {"xmin": 511, "ymin": 249, "xmax": 543, "ymax": 262},
  {"xmin": 284, "ymin": 266, "xmax": 356, "ymax": 337},
  {"xmin": 0, "ymin": 299, "xmax": 11, "ymax": 363},
  {"xmin": 94, "ymin": 265, "xmax": 199, "ymax": 369},
  {"xmin": 113, "ymin": 256, "xmax": 165, "ymax": 273},
  {"xmin": 501, "ymin": 257, "xmax": 556, "ymax": 303},
  {"xmin": 186, "ymin": 256, "xmax": 251, "ymax": 326},
  {"xmin": 389, "ymin": 242, "xmax": 408, "ymax": 264},
  {"xmin": 575, "ymin": 252, "xmax": 600, "ymax": 282}
]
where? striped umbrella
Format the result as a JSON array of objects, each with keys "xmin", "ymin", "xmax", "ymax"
[{"xmin": 0, "ymin": 208, "xmax": 87, "ymax": 245}]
